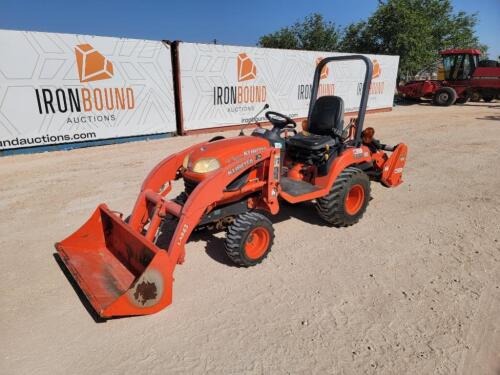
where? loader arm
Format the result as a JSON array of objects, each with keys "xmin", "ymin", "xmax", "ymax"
[
  {"xmin": 141, "ymin": 142, "xmax": 206, "ymax": 193},
  {"xmin": 165, "ymin": 146, "xmax": 280, "ymax": 265}
]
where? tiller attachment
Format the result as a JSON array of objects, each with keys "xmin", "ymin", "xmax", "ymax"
[
  {"xmin": 55, "ymin": 204, "xmax": 174, "ymax": 318},
  {"xmin": 381, "ymin": 143, "xmax": 408, "ymax": 187}
]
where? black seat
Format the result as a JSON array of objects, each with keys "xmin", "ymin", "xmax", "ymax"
[
  {"xmin": 308, "ymin": 96, "xmax": 344, "ymax": 136},
  {"xmin": 286, "ymin": 96, "xmax": 344, "ymax": 156}
]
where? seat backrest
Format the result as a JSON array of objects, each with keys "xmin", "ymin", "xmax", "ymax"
[{"xmin": 308, "ymin": 96, "xmax": 344, "ymax": 136}]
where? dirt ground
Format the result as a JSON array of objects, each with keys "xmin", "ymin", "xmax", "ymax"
[{"xmin": 1, "ymin": 102, "xmax": 499, "ymax": 375}]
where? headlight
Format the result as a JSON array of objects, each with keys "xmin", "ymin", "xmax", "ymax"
[
  {"xmin": 192, "ymin": 158, "xmax": 220, "ymax": 173},
  {"xmin": 182, "ymin": 154, "xmax": 190, "ymax": 168}
]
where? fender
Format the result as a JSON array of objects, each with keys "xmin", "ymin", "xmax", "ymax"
[{"xmin": 280, "ymin": 146, "xmax": 372, "ymax": 204}]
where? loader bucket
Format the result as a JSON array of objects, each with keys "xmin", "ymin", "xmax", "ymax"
[{"xmin": 55, "ymin": 204, "xmax": 174, "ymax": 318}]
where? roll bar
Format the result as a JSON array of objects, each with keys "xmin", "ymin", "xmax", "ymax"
[{"xmin": 308, "ymin": 55, "xmax": 373, "ymax": 146}]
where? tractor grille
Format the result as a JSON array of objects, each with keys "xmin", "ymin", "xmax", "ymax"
[{"xmin": 184, "ymin": 178, "xmax": 198, "ymax": 196}]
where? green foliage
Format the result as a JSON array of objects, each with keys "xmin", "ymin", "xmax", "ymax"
[
  {"xmin": 341, "ymin": 0, "xmax": 487, "ymax": 77},
  {"xmin": 258, "ymin": 1, "xmax": 487, "ymax": 78},
  {"xmin": 258, "ymin": 13, "xmax": 341, "ymax": 51}
]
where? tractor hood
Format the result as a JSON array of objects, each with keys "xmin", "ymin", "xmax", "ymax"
[
  {"xmin": 188, "ymin": 136, "xmax": 269, "ymax": 166},
  {"xmin": 183, "ymin": 135, "xmax": 269, "ymax": 178}
]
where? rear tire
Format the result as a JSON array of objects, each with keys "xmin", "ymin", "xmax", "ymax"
[
  {"xmin": 433, "ymin": 87, "xmax": 457, "ymax": 106},
  {"xmin": 316, "ymin": 167, "xmax": 371, "ymax": 227},
  {"xmin": 225, "ymin": 212, "xmax": 274, "ymax": 267},
  {"xmin": 483, "ymin": 96, "xmax": 494, "ymax": 103}
]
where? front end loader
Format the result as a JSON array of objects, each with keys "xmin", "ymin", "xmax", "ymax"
[{"xmin": 56, "ymin": 55, "xmax": 408, "ymax": 318}]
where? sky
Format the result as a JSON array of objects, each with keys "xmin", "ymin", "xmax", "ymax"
[{"xmin": 1, "ymin": 0, "xmax": 499, "ymax": 58}]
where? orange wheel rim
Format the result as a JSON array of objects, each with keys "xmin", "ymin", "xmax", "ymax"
[
  {"xmin": 345, "ymin": 184, "xmax": 365, "ymax": 215},
  {"xmin": 244, "ymin": 227, "xmax": 270, "ymax": 260}
]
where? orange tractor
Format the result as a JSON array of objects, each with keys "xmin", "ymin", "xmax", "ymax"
[{"xmin": 56, "ymin": 56, "xmax": 408, "ymax": 318}]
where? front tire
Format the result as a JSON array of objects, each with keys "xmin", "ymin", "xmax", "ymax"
[
  {"xmin": 225, "ymin": 212, "xmax": 274, "ymax": 267},
  {"xmin": 433, "ymin": 87, "xmax": 457, "ymax": 106},
  {"xmin": 316, "ymin": 167, "xmax": 371, "ymax": 227}
]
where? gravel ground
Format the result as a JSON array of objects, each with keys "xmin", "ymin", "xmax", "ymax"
[{"xmin": 0, "ymin": 102, "xmax": 499, "ymax": 374}]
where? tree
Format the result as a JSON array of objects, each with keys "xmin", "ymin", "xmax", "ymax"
[
  {"xmin": 258, "ymin": 13, "xmax": 341, "ymax": 51},
  {"xmin": 340, "ymin": 21, "xmax": 370, "ymax": 53},
  {"xmin": 339, "ymin": 0, "xmax": 487, "ymax": 78},
  {"xmin": 258, "ymin": 2, "xmax": 487, "ymax": 79}
]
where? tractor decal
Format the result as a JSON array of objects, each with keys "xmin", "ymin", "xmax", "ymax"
[{"xmin": 228, "ymin": 159, "xmax": 254, "ymax": 176}]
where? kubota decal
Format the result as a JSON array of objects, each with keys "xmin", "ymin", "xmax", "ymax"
[
  {"xmin": 243, "ymin": 147, "xmax": 266, "ymax": 156},
  {"xmin": 176, "ymin": 224, "xmax": 189, "ymax": 246},
  {"xmin": 228, "ymin": 159, "xmax": 254, "ymax": 176}
]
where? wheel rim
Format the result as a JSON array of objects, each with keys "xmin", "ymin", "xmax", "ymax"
[
  {"xmin": 244, "ymin": 227, "xmax": 270, "ymax": 259},
  {"xmin": 440, "ymin": 93, "xmax": 449, "ymax": 102},
  {"xmin": 345, "ymin": 184, "xmax": 365, "ymax": 215}
]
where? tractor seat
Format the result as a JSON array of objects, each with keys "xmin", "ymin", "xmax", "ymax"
[
  {"xmin": 306, "ymin": 95, "xmax": 344, "ymax": 137},
  {"xmin": 287, "ymin": 96, "xmax": 344, "ymax": 159},
  {"xmin": 286, "ymin": 132, "xmax": 337, "ymax": 150}
]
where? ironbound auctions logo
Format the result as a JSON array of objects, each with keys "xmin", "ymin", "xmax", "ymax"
[
  {"xmin": 213, "ymin": 53, "xmax": 266, "ymax": 106},
  {"xmin": 298, "ymin": 57, "xmax": 335, "ymax": 100},
  {"xmin": 75, "ymin": 44, "xmax": 114, "ymax": 82},
  {"xmin": 34, "ymin": 44, "xmax": 135, "ymax": 124},
  {"xmin": 357, "ymin": 59, "xmax": 384, "ymax": 96}
]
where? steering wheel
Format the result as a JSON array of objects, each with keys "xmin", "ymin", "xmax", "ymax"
[{"xmin": 265, "ymin": 111, "xmax": 297, "ymax": 131}]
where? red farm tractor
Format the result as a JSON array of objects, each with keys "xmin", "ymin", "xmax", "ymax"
[
  {"xmin": 398, "ymin": 49, "xmax": 500, "ymax": 106},
  {"xmin": 55, "ymin": 56, "xmax": 408, "ymax": 318}
]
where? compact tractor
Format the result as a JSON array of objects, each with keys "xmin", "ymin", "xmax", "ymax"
[
  {"xmin": 56, "ymin": 56, "xmax": 408, "ymax": 318},
  {"xmin": 398, "ymin": 49, "xmax": 500, "ymax": 106}
]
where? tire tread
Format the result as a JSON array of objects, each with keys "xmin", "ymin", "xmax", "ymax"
[
  {"xmin": 225, "ymin": 212, "xmax": 274, "ymax": 267},
  {"xmin": 316, "ymin": 167, "xmax": 370, "ymax": 227}
]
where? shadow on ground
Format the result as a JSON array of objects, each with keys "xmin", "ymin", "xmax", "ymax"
[
  {"xmin": 476, "ymin": 115, "xmax": 500, "ymax": 121},
  {"xmin": 53, "ymin": 253, "xmax": 107, "ymax": 323},
  {"xmin": 52, "ymin": 199, "xmax": 371, "ymax": 319},
  {"xmin": 395, "ymin": 99, "xmax": 432, "ymax": 107},
  {"xmin": 464, "ymin": 103, "xmax": 499, "ymax": 108},
  {"xmin": 188, "ymin": 201, "xmax": 330, "ymax": 266}
]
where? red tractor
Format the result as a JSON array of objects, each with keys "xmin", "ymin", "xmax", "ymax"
[
  {"xmin": 398, "ymin": 49, "xmax": 500, "ymax": 106},
  {"xmin": 56, "ymin": 56, "xmax": 408, "ymax": 318}
]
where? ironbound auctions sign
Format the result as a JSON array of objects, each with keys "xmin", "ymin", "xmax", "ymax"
[
  {"xmin": 178, "ymin": 42, "xmax": 399, "ymax": 131},
  {"xmin": 0, "ymin": 30, "xmax": 176, "ymax": 150}
]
